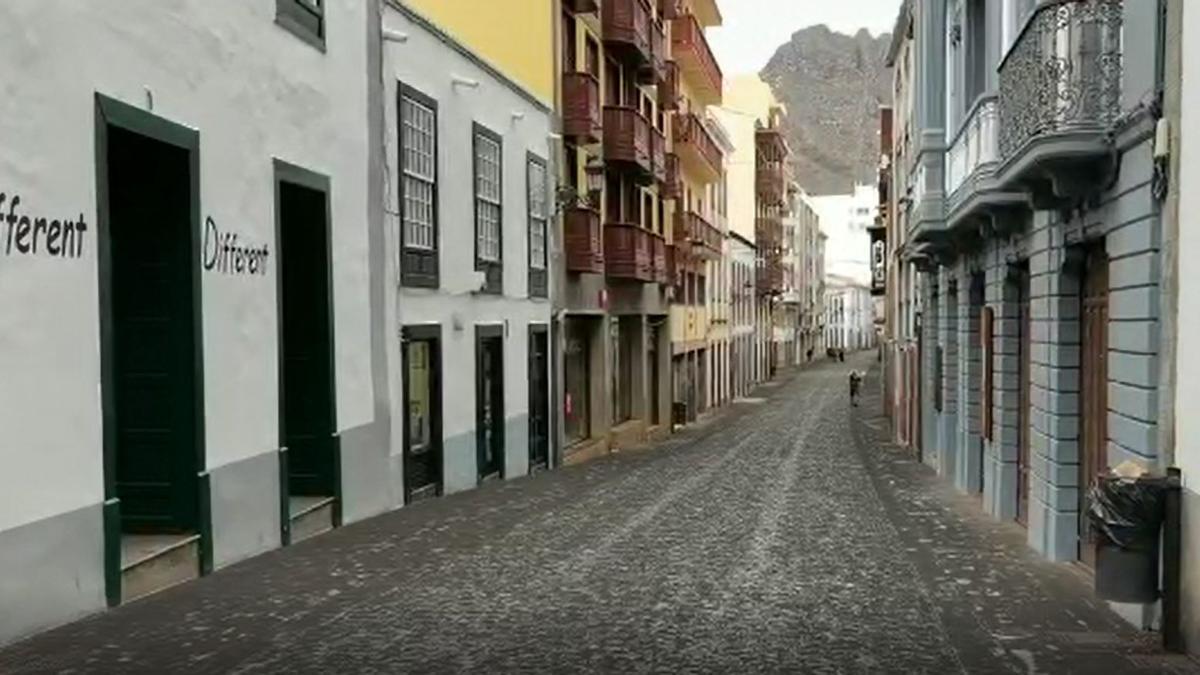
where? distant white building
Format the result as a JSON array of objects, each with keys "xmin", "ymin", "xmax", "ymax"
[
  {"xmin": 811, "ymin": 184, "xmax": 877, "ymax": 287},
  {"xmin": 824, "ymin": 274, "xmax": 874, "ymax": 352}
]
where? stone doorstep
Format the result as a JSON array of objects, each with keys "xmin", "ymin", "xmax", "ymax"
[
  {"xmin": 289, "ymin": 496, "xmax": 335, "ymax": 544},
  {"xmin": 562, "ymin": 437, "xmax": 609, "ymax": 466},
  {"xmin": 120, "ymin": 534, "xmax": 201, "ymax": 605}
]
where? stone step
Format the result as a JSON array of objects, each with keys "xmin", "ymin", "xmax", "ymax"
[
  {"xmin": 289, "ymin": 496, "xmax": 335, "ymax": 544},
  {"xmin": 121, "ymin": 533, "xmax": 201, "ymax": 604}
]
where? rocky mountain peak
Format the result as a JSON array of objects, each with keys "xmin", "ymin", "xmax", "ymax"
[{"xmin": 761, "ymin": 26, "xmax": 892, "ymax": 195}]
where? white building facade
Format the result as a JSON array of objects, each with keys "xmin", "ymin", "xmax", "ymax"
[
  {"xmin": 383, "ymin": 4, "xmax": 554, "ymax": 497},
  {"xmin": 729, "ymin": 233, "xmax": 757, "ymax": 398},
  {"xmin": 824, "ymin": 275, "xmax": 875, "ymax": 352},
  {"xmin": 0, "ymin": 0, "xmax": 384, "ymax": 644}
]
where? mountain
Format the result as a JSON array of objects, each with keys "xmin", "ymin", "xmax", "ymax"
[{"xmin": 760, "ymin": 25, "xmax": 892, "ymax": 196}]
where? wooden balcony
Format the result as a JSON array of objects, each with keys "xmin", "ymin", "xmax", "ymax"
[
  {"xmin": 671, "ymin": 12, "xmax": 722, "ymax": 106},
  {"xmin": 756, "ymin": 161, "xmax": 785, "ymax": 206},
  {"xmin": 676, "ymin": 210, "xmax": 722, "ymax": 259},
  {"xmin": 639, "ymin": 19, "xmax": 667, "ymax": 84},
  {"xmin": 658, "ymin": 60, "xmax": 679, "ymax": 111},
  {"xmin": 755, "ymin": 216, "xmax": 782, "ymax": 252},
  {"xmin": 565, "ymin": 0, "xmax": 599, "ymax": 14},
  {"xmin": 603, "ymin": 0, "xmax": 652, "ymax": 66},
  {"xmin": 564, "ymin": 207, "xmax": 605, "ymax": 274},
  {"xmin": 604, "ymin": 223, "xmax": 655, "ymax": 282},
  {"xmin": 756, "ymin": 255, "xmax": 784, "ymax": 295},
  {"xmin": 563, "ymin": 72, "xmax": 602, "ymax": 145},
  {"xmin": 604, "ymin": 106, "xmax": 652, "ymax": 179},
  {"xmin": 651, "ymin": 234, "xmax": 669, "ymax": 285},
  {"xmin": 662, "ymin": 152, "xmax": 680, "ymax": 199},
  {"xmin": 673, "ymin": 112, "xmax": 722, "ymax": 184},
  {"xmin": 650, "ymin": 126, "xmax": 667, "ymax": 185},
  {"xmin": 756, "ymin": 125, "xmax": 788, "ymax": 158}
]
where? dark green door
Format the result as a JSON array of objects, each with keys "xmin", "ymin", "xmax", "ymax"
[
  {"xmin": 108, "ymin": 126, "xmax": 199, "ymax": 532},
  {"xmin": 476, "ymin": 328, "xmax": 505, "ymax": 479},
  {"xmin": 528, "ymin": 328, "xmax": 549, "ymax": 470},
  {"xmin": 279, "ymin": 180, "xmax": 336, "ymax": 497}
]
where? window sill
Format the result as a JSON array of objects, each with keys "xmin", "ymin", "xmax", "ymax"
[{"xmin": 275, "ymin": 14, "xmax": 326, "ymax": 53}]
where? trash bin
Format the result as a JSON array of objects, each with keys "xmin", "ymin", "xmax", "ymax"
[
  {"xmin": 672, "ymin": 401, "xmax": 688, "ymax": 427},
  {"xmin": 1087, "ymin": 474, "xmax": 1168, "ymax": 603}
]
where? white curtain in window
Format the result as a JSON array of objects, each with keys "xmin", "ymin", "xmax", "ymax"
[
  {"xmin": 402, "ymin": 96, "xmax": 436, "ymax": 250},
  {"xmin": 528, "ymin": 160, "xmax": 548, "ymax": 270},
  {"xmin": 475, "ymin": 134, "xmax": 502, "ymax": 262}
]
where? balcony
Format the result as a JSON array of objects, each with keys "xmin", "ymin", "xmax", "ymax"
[
  {"xmin": 564, "ymin": 207, "xmax": 605, "ymax": 274},
  {"xmin": 673, "ymin": 112, "xmax": 722, "ymax": 184},
  {"xmin": 756, "ymin": 256, "xmax": 784, "ymax": 296},
  {"xmin": 944, "ymin": 95, "xmax": 1026, "ymax": 231},
  {"xmin": 755, "ymin": 216, "xmax": 782, "ymax": 252},
  {"xmin": 603, "ymin": 106, "xmax": 652, "ymax": 179},
  {"xmin": 565, "ymin": 0, "xmax": 599, "ymax": 14},
  {"xmin": 651, "ymin": 234, "xmax": 669, "ymax": 285},
  {"xmin": 676, "ymin": 210, "xmax": 722, "ymax": 259},
  {"xmin": 650, "ymin": 126, "xmax": 667, "ymax": 185},
  {"xmin": 562, "ymin": 72, "xmax": 602, "ymax": 145},
  {"xmin": 639, "ymin": 19, "xmax": 667, "ymax": 84},
  {"xmin": 662, "ymin": 152, "xmax": 681, "ymax": 199},
  {"xmin": 671, "ymin": 12, "xmax": 722, "ymax": 106},
  {"xmin": 604, "ymin": 223, "xmax": 655, "ymax": 282},
  {"xmin": 996, "ymin": 0, "xmax": 1124, "ymax": 206},
  {"xmin": 659, "ymin": 60, "xmax": 679, "ymax": 111},
  {"xmin": 603, "ymin": 0, "xmax": 652, "ymax": 66},
  {"xmin": 756, "ymin": 161, "xmax": 785, "ymax": 206}
]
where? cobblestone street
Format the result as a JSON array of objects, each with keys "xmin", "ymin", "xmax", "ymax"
[{"xmin": 1, "ymin": 355, "xmax": 1194, "ymax": 674}]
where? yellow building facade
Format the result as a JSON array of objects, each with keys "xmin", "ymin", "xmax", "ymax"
[
  {"xmin": 401, "ymin": 0, "xmax": 556, "ymax": 105},
  {"xmin": 666, "ymin": 0, "xmax": 724, "ymax": 422}
]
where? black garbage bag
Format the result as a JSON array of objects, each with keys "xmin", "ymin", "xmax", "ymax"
[{"xmin": 1087, "ymin": 476, "xmax": 1167, "ymax": 551}]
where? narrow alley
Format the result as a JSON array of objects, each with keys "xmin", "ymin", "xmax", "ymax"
[{"xmin": 0, "ymin": 355, "xmax": 1188, "ymax": 674}]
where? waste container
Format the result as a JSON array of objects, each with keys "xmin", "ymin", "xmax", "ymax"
[
  {"xmin": 1087, "ymin": 474, "xmax": 1168, "ymax": 603},
  {"xmin": 672, "ymin": 401, "xmax": 688, "ymax": 427}
]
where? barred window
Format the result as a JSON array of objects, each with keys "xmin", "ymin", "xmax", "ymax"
[
  {"xmin": 402, "ymin": 96, "xmax": 436, "ymax": 250},
  {"xmin": 527, "ymin": 157, "xmax": 548, "ymax": 270},
  {"xmin": 475, "ymin": 132, "xmax": 502, "ymax": 263}
]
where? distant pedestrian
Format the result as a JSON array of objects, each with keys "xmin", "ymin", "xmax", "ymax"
[
  {"xmin": 849, "ymin": 370, "xmax": 862, "ymax": 407},
  {"xmin": 839, "ymin": 349, "xmax": 845, "ymax": 363},
  {"xmin": 806, "ymin": 348, "xmax": 813, "ymax": 362}
]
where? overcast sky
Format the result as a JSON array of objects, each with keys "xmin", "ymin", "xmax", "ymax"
[{"xmin": 708, "ymin": 0, "xmax": 904, "ymax": 77}]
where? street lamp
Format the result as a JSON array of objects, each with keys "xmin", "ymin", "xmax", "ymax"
[{"xmin": 555, "ymin": 156, "xmax": 605, "ymax": 213}]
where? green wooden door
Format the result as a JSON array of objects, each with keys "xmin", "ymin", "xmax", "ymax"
[
  {"xmin": 279, "ymin": 181, "xmax": 336, "ymax": 497},
  {"xmin": 108, "ymin": 126, "xmax": 199, "ymax": 532},
  {"xmin": 476, "ymin": 328, "xmax": 505, "ymax": 479}
]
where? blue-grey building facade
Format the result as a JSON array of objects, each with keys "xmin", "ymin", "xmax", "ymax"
[{"xmin": 894, "ymin": 0, "xmax": 1168, "ymax": 578}]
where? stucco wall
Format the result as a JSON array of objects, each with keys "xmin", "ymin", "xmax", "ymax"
[
  {"xmin": 0, "ymin": 0, "xmax": 373, "ymax": 534},
  {"xmin": 1175, "ymin": 0, "xmax": 1200, "ymax": 652},
  {"xmin": 383, "ymin": 6, "xmax": 553, "ymax": 493}
]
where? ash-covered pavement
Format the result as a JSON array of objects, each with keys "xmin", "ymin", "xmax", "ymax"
[{"xmin": 1, "ymin": 353, "xmax": 1193, "ymax": 674}]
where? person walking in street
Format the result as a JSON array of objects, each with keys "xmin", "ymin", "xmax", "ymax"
[{"xmin": 849, "ymin": 369, "xmax": 862, "ymax": 407}]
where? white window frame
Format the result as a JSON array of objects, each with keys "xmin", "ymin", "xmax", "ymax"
[
  {"xmin": 474, "ymin": 128, "xmax": 503, "ymax": 264},
  {"xmin": 401, "ymin": 94, "xmax": 436, "ymax": 251},
  {"xmin": 527, "ymin": 156, "xmax": 548, "ymax": 271}
]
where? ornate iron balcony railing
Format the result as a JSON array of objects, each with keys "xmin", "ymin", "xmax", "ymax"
[{"xmin": 997, "ymin": 0, "xmax": 1123, "ymax": 162}]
